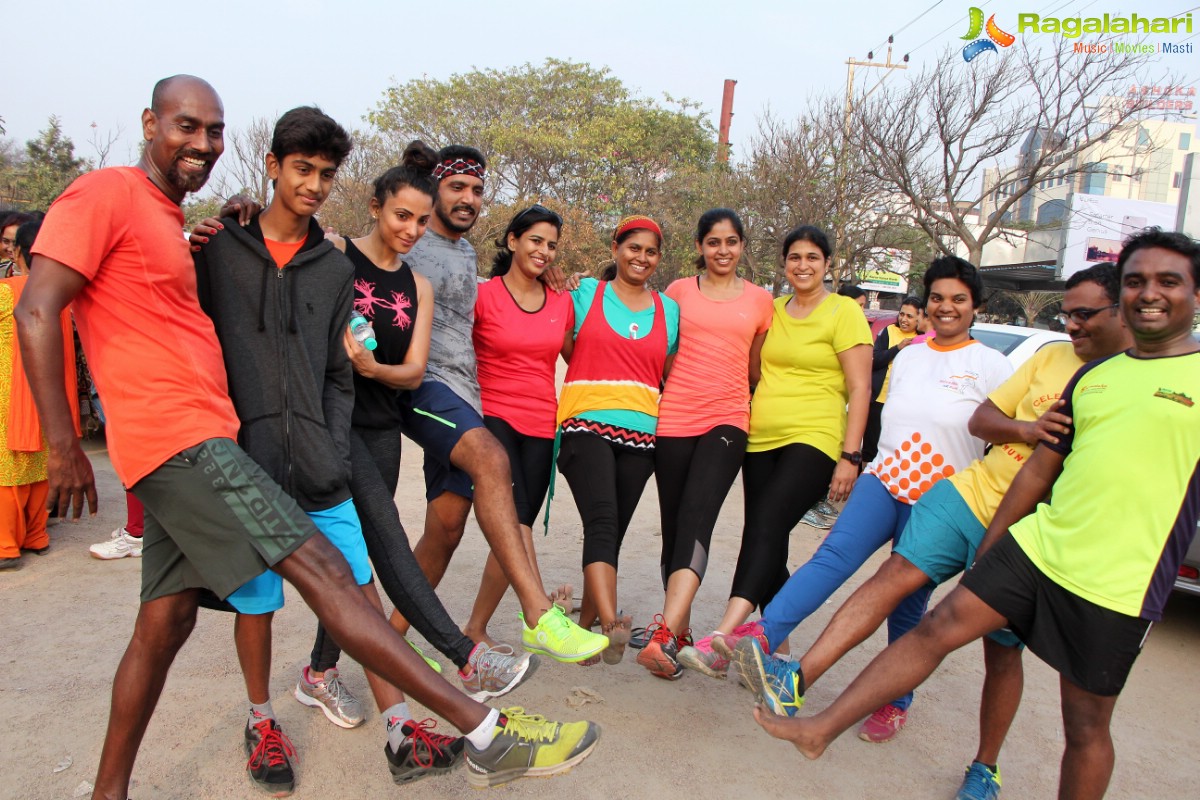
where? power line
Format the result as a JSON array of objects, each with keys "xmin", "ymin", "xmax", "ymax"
[{"xmin": 862, "ymin": 0, "xmax": 947, "ymax": 59}]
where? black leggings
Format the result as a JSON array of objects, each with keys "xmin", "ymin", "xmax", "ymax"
[
  {"xmin": 728, "ymin": 443, "xmax": 836, "ymax": 609},
  {"xmin": 556, "ymin": 432, "xmax": 655, "ymax": 570},
  {"xmin": 484, "ymin": 416, "xmax": 554, "ymax": 528},
  {"xmin": 862, "ymin": 400, "xmax": 885, "ymax": 465},
  {"xmin": 310, "ymin": 425, "xmax": 476, "ymax": 672},
  {"xmin": 654, "ymin": 425, "xmax": 746, "ymax": 585}
]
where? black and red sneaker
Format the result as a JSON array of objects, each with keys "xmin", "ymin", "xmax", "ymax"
[
  {"xmin": 385, "ymin": 718, "xmax": 465, "ymax": 784},
  {"xmin": 244, "ymin": 718, "xmax": 297, "ymax": 797},
  {"xmin": 635, "ymin": 614, "xmax": 684, "ymax": 680}
]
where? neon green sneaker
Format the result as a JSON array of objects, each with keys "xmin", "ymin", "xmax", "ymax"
[
  {"xmin": 465, "ymin": 707, "xmax": 600, "ymax": 788},
  {"xmin": 520, "ymin": 605, "xmax": 608, "ymax": 663},
  {"xmin": 406, "ymin": 637, "xmax": 442, "ymax": 674}
]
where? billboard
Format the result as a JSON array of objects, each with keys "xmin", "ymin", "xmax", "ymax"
[
  {"xmin": 1059, "ymin": 193, "xmax": 1177, "ymax": 279},
  {"xmin": 858, "ymin": 248, "xmax": 911, "ymax": 294}
]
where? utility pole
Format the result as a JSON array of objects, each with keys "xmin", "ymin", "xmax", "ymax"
[
  {"xmin": 837, "ymin": 37, "xmax": 908, "ymax": 286},
  {"xmin": 844, "ymin": 36, "xmax": 909, "ymax": 135},
  {"xmin": 718, "ymin": 79, "xmax": 737, "ymax": 164}
]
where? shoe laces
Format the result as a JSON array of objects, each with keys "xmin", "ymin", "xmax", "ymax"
[
  {"xmin": 319, "ymin": 669, "xmax": 347, "ymax": 701},
  {"xmin": 499, "ymin": 707, "xmax": 559, "ymax": 743},
  {"xmin": 675, "ymin": 628, "xmax": 694, "ymax": 649},
  {"xmin": 403, "ymin": 718, "xmax": 457, "ymax": 767},
  {"xmin": 731, "ymin": 620, "xmax": 761, "ymax": 637},
  {"xmin": 474, "ymin": 643, "xmax": 520, "ymax": 675},
  {"xmin": 644, "ymin": 614, "xmax": 674, "ymax": 646},
  {"xmin": 540, "ymin": 605, "xmax": 570, "ymax": 634},
  {"xmin": 248, "ymin": 720, "xmax": 296, "ymax": 770},
  {"xmin": 692, "ymin": 635, "xmax": 715, "ymax": 654},
  {"xmin": 872, "ymin": 704, "xmax": 904, "ymax": 725}
]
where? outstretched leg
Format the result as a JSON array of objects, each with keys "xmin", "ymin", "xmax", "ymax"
[{"xmin": 754, "ymin": 584, "xmax": 1006, "ymax": 759}]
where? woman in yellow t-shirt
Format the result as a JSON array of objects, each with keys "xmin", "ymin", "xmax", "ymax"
[
  {"xmin": 679, "ymin": 225, "xmax": 872, "ymax": 671},
  {"xmin": 864, "ymin": 295, "xmax": 922, "ymax": 462}
]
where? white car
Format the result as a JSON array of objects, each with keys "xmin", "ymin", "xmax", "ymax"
[
  {"xmin": 968, "ymin": 322, "xmax": 1069, "ymax": 368},
  {"xmin": 969, "ymin": 323, "xmax": 1200, "ymax": 596}
]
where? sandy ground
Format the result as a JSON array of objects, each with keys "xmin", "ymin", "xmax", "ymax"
[{"xmin": 3, "ymin": 434, "xmax": 1198, "ymax": 800}]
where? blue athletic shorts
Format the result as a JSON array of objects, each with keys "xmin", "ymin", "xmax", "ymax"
[
  {"xmin": 893, "ymin": 479, "xmax": 1022, "ymax": 649},
  {"xmin": 227, "ymin": 498, "xmax": 373, "ymax": 614},
  {"xmin": 399, "ymin": 381, "xmax": 483, "ymax": 502}
]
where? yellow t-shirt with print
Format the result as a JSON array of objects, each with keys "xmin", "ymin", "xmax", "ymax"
[{"xmin": 950, "ymin": 342, "xmax": 1082, "ymax": 525}]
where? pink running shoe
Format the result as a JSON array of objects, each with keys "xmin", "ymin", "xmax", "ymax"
[
  {"xmin": 857, "ymin": 703, "xmax": 908, "ymax": 743},
  {"xmin": 711, "ymin": 620, "xmax": 767, "ymax": 660},
  {"xmin": 677, "ymin": 635, "xmax": 729, "ymax": 679}
]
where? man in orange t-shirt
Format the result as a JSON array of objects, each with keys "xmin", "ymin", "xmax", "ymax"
[{"xmin": 15, "ymin": 75, "xmax": 598, "ymax": 799}]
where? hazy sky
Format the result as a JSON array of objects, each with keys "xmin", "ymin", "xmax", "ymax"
[{"xmin": 6, "ymin": 0, "xmax": 1197, "ymax": 173}]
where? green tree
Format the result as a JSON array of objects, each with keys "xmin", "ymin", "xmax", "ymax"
[
  {"xmin": 18, "ymin": 116, "xmax": 90, "ymax": 209},
  {"xmin": 366, "ymin": 59, "xmax": 716, "ymax": 274}
]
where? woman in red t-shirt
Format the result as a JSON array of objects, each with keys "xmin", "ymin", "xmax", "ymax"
[{"xmin": 463, "ymin": 204, "xmax": 574, "ymax": 646}]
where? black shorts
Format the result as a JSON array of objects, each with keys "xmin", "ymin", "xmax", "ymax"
[{"xmin": 961, "ymin": 535, "xmax": 1151, "ymax": 696}]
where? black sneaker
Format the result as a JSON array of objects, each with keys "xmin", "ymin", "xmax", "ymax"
[
  {"xmin": 384, "ymin": 718, "xmax": 465, "ymax": 784},
  {"xmin": 244, "ymin": 718, "xmax": 296, "ymax": 797}
]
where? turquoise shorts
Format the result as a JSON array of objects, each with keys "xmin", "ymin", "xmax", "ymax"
[
  {"xmin": 227, "ymin": 498, "xmax": 372, "ymax": 614},
  {"xmin": 893, "ymin": 480, "xmax": 1022, "ymax": 649}
]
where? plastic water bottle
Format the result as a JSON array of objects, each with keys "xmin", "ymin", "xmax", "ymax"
[{"xmin": 348, "ymin": 311, "xmax": 377, "ymax": 351}]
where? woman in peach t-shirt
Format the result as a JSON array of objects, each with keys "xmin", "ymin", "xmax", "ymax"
[{"xmin": 634, "ymin": 209, "xmax": 773, "ymax": 680}]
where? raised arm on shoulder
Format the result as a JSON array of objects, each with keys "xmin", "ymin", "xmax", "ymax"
[{"xmin": 969, "ymin": 397, "xmax": 1072, "ymax": 447}]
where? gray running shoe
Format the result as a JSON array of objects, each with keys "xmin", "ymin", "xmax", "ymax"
[
  {"xmin": 815, "ymin": 499, "xmax": 840, "ymax": 519},
  {"xmin": 801, "ymin": 508, "xmax": 833, "ymax": 530},
  {"xmin": 460, "ymin": 643, "xmax": 539, "ymax": 701},
  {"xmin": 465, "ymin": 707, "xmax": 600, "ymax": 788},
  {"xmin": 293, "ymin": 665, "xmax": 365, "ymax": 729}
]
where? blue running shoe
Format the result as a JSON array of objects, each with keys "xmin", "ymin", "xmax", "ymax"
[
  {"xmin": 731, "ymin": 637, "xmax": 805, "ymax": 716},
  {"xmin": 955, "ymin": 761, "xmax": 1001, "ymax": 800}
]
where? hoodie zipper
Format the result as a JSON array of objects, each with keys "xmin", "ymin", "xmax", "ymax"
[{"xmin": 276, "ymin": 266, "xmax": 294, "ymax": 496}]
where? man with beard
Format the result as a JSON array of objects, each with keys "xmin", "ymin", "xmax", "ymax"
[
  {"xmin": 16, "ymin": 77, "xmax": 600, "ymax": 799},
  {"xmin": 394, "ymin": 146, "xmax": 607, "ymax": 663}
]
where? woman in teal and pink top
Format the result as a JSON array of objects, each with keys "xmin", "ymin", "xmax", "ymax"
[
  {"xmin": 464, "ymin": 205, "xmax": 574, "ymax": 646},
  {"xmin": 635, "ymin": 209, "xmax": 773, "ymax": 680},
  {"xmin": 556, "ymin": 215, "xmax": 679, "ymax": 666}
]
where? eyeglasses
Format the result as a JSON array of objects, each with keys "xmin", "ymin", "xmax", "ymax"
[
  {"xmin": 511, "ymin": 203, "xmax": 562, "ymax": 228},
  {"xmin": 1055, "ymin": 304, "xmax": 1118, "ymax": 326}
]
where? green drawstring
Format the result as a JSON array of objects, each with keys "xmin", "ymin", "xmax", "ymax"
[{"xmin": 543, "ymin": 426, "xmax": 563, "ymax": 536}]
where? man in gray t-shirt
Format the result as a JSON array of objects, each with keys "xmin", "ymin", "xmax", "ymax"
[
  {"xmin": 396, "ymin": 146, "xmax": 606, "ymax": 664},
  {"xmin": 406, "ymin": 229, "xmax": 482, "ymax": 415}
]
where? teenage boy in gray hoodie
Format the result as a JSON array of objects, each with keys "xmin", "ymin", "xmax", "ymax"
[{"xmin": 193, "ymin": 106, "xmax": 461, "ymax": 794}]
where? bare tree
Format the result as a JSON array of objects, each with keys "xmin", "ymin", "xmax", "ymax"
[
  {"xmin": 210, "ymin": 116, "xmax": 274, "ymax": 204},
  {"xmin": 741, "ymin": 100, "xmax": 900, "ymax": 294},
  {"xmin": 88, "ymin": 122, "xmax": 125, "ymax": 168},
  {"xmin": 852, "ymin": 41, "xmax": 1172, "ymax": 265}
]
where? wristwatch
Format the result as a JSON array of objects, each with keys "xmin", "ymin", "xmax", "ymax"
[{"xmin": 840, "ymin": 450, "xmax": 862, "ymax": 466}]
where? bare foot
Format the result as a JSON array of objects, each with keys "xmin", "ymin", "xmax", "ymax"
[
  {"xmin": 549, "ymin": 584, "xmax": 574, "ymax": 616},
  {"xmin": 601, "ymin": 614, "xmax": 633, "ymax": 665},
  {"xmin": 753, "ymin": 704, "xmax": 828, "ymax": 760},
  {"xmin": 469, "ymin": 632, "xmax": 502, "ymax": 650}
]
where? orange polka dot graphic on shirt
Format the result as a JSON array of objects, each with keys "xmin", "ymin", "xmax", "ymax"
[{"xmin": 868, "ymin": 431, "xmax": 955, "ymax": 504}]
